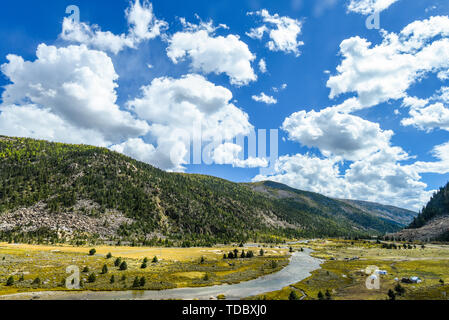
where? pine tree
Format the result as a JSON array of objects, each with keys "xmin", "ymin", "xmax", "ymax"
[
  {"xmin": 6, "ymin": 276, "xmax": 14, "ymax": 286},
  {"xmin": 289, "ymin": 290, "xmax": 300, "ymax": 300},
  {"xmin": 388, "ymin": 289, "xmax": 396, "ymax": 300},
  {"xmin": 132, "ymin": 276, "xmax": 140, "ymax": 288},
  {"xmin": 119, "ymin": 261, "xmax": 128, "ymax": 271},
  {"xmin": 88, "ymin": 273, "xmax": 96, "ymax": 283}
]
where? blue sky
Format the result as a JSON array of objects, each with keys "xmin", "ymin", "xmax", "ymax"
[{"xmin": 1, "ymin": 0, "xmax": 449, "ymax": 210}]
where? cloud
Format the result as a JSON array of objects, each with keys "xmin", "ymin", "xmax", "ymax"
[
  {"xmin": 259, "ymin": 58, "xmax": 267, "ymax": 73},
  {"xmin": 167, "ymin": 19, "xmax": 256, "ymax": 86},
  {"xmin": 410, "ymin": 142, "xmax": 449, "ymax": 174},
  {"xmin": 60, "ymin": 0, "xmax": 167, "ymax": 54},
  {"xmin": 247, "ymin": 9, "xmax": 304, "ymax": 57},
  {"xmin": 438, "ymin": 69, "xmax": 449, "ymax": 80},
  {"xmin": 282, "ymin": 106, "xmax": 395, "ymax": 161},
  {"xmin": 212, "ymin": 143, "xmax": 242, "ymax": 165},
  {"xmin": 252, "ymin": 92, "xmax": 278, "ymax": 105},
  {"xmin": 327, "ymin": 16, "xmax": 449, "ymax": 108},
  {"xmin": 272, "ymin": 84, "xmax": 288, "ymax": 92},
  {"xmin": 401, "ymin": 87, "xmax": 449, "ymax": 132},
  {"xmin": 253, "ymin": 147, "xmax": 432, "ymax": 211},
  {"xmin": 347, "ymin": 0, "xmax": 401, "ymax": 15},
  {"xmin": 110, "ymin": 137, "xmax": 156, "ymax": 164},
  {"xmin": 112, "ymin": 74, "xmax": 253, "ymax": 171},
  {"xmin": 211, "ymin": 143, "xmax": 268, "ymax": 168},
  {"xmin": 233, "ymin": 157, "xmax": 269, "ymax": 168},
  {"xmin": 401, "ymin": 102, "xmax": 449, "ymax": 132},
  {"xmin": 0, "ymin": 104, "xmax": 109, "ymax": 146},
  {"xmin": 0, "ymin": 44, "xmax": 149, "ymax": 145}
]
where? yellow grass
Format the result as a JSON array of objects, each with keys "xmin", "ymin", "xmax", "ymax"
[{"xmin": 0, "ymin": 243, "xmax": 286, "ymax": 262}]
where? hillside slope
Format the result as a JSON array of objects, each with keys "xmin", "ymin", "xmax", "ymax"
[
  {"xmin": 0, "ymin": 136, "xmax": 411, "ymax": 245},
  {"xmin": 391, "ymin": 182, "xmax": 449, "ymax": 241}
]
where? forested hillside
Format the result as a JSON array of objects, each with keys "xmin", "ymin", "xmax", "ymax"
[
  {"xmin": 409, "ymin": 183, "xmax": 449, "ymax": 229},
  {"xmin": 0, "ymin": 136, "xmax": 409, "ymax": 245}
]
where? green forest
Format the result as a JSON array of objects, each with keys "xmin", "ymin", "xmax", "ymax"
[{"xmin": 0, "ymin": 136, "xmax": 406, "ymax": 246}]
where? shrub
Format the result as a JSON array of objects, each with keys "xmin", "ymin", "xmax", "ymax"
[
  {"xmin": 388, "ymin": 289, "xmax": 396, "ymax": 300},
  {"xmin": 141, "ymin": 262, "xmax": 147, "ymax": 269},
  {"xmin": 82, "ymin": 266, "xmax": 89, "ymax": 273},
  {"xmin": 152, "ymin": 256, "xmax": 158, "ymax": 263},
  {"xmin": 110, "ymin": 275, "xmax": 115, "ymax": 284},
  {"xmin": 89, "ymin": 249, "xmax": 96, "ymax": 256},
  {"xmin": 139, "ymin": 277, "xmax": 146, "ymax": 287},
  {"xmin": 101, "ymin": 264, "xmax": 108, "ymax": 274},
  {"xmin": 6, "ymin": 276, "xmax": 14, "ymax": 286},
  {"xmin": 32, "ymin": 277, "xmax": 41, "ymax": 285},
  {"xmin": 119, "ymin": 261, "xmax": 128, "ymax": 271},
  {"xmin": 394, "ymin": 283, "xmax": 405, "ymax": 296},
  {"xmin": 289, "ymin": 290, "xmax": 300, "ymax": 300},
  {"xmin": 259, "ymin": 249, "xmax": 264, "ymax": 256},
  {"xmin": 106, "ymin": 252, "xmax": 112, "ymax": 259},
  {"xmin": 88, "ymin": 273, "xmax": 96, "ymax": 283},
  {"xmin": 132, "ymin": 276, "xmax": 140, "ymax": 288},
  {"xmin": 114, "ymin": 258, "xmax": 121, "ymax": 267}
]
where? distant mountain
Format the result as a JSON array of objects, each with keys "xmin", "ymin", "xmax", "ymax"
[
  {"xmin": 0, "ymin": 136, "xmax": 411, "ymax": 245},
  {"xmin": 392, "ymin": 182, "xmax": 449, "ymax": 241},
  {"xmin": 246, "ymin": 181, "xmax": 416, "ymax": 231},
  {"xmin": 340, "ymin": 199, "xmax": 417, "ymax": 227}
]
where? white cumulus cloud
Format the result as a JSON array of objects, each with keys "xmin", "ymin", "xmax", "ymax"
[
  {"xmin": 347, "ymin": 0, "xmax": 401, "ymax": 15},
  {"xmin": 61, "ymin": 0, "xmax": 167, "ymax": 54},
  {"xmin": 282, "ymin": 106, "xmax": 395, "ymax": 161},
  {"xmin": 247, "ymin": 9, "xmax": 304, "ymax": 57},
  {"xmin": 167, "ymin": 19, "xmax": 256, "ymax": 86},
  {"xmin": 252, "ymin": 92, "xmax": 278, "ymax": 105},
  {"xmin": 112, "ymin": 74, "xmax": 254, "ymax": 171},
  {"xmin": 327, "ymin": 16, "xmax": 449, "ymax": 108},
  {"xmin": 0, "ymin": 44, "xmax": 149, "ymax": 146}
]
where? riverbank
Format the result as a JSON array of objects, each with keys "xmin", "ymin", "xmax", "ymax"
[{"xmin": 0, "ymin": 248, "xmax": 322, "ymax": 300}]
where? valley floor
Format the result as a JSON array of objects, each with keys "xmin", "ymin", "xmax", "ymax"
[
  {"xmin": 1, "ymin": 240, "xmax": 449, "ymax": 300},
  {"xmin": 250, "ymin": 239, "xmax": 449, "ymax": 300},
  {"xmin": 0, "ymin": 243, "xmax": 289, "ymax": 298}
]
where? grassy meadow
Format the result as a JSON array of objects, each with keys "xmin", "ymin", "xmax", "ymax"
[
  {"xmin": 250, "ymin": 239, "xmax": 449, "ymax": 300},
  {"xmin": 0, "ymin": 243, "xmax": 289, "ymax": 297}
]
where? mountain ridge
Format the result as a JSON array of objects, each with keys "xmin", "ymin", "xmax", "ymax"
[{"xmin": 0, "ymin": 136, "xmax": 415, "ymax": 245}]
